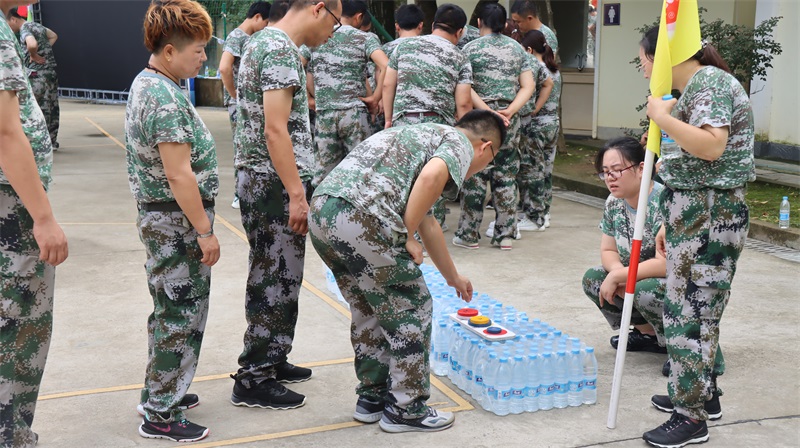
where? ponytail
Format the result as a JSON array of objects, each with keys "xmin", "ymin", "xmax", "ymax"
[
  {"xmin": 520, "ymin": 29, "xmax": 558, "ymax": 73},
  {"xmin": 640, "ymin": 26, "xmax": 731, "ymax": 73},
  {"xmin": 478, "ymin": 2, "xmax": 507, "ymax": 34}
]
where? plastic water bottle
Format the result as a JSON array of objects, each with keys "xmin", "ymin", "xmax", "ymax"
[
  {"xmin": 553, "ymin": 350, "xmax": 569, "ymax": 408},
  {"xmin": 463, "ymin": 338, "xmax": 479, "ymax": 390},
  {"xmin": 539, "ymin": 352, "xmax": 554, "ymax": 410},
  {"xmin": 568, "ymin": 349, "xmax": 584, "ymax": 407},
  {"xmin": 472, "ymin": 343, "xmax": 487, "ymax": 398},
  {"xmin": 483, "ymin": 352, "xmax": 499, "ymax": 412},
  {"xmin": 433, "ymin": 321, "xmax": 450, "ymax": 376},
  {"xmin": 583, "ymin": 347, "xmax": 598, "ymax": 405},
  {"xmin": 449, "ymin": 329, "xmax": 463, "ymax": 383},
  {"xmin": 494, "ymin": 357, "xmax": 512, "ymax": 416},
  {"xmin": 524, "ymin": 353, "xmax": 540, "ymax": 412},
  {"xmin": 509, "ymin": 355, "xmax": 527, "ymax": 414},
  {"xmin": 780, "ymin": 196, "xmax": 790, "ymax": 229}
]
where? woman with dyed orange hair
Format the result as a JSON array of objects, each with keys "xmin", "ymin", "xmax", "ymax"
[{"xmin": 124, "ymin": 0, "xmax": 217, "ymax": 442}]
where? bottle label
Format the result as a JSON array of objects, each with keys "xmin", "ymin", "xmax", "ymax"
[
  {"xmin": 475, "ymin": 375, "xmax": 483, "ymax": 385},
  {"xmin": 437, "ymin": 352, "xmax": 448, "ymax": 363},
  {"xmin": 512, "ymin": 388, "xmax": 524, "ymax": 399},
  {"xmin": 585, "ymin": 378, "xmax": 597, "ymax": 390},
  {"xmin": 569, "ymin": 381, "xmax": 582, "ymax": 392},
  {"xmin": 500, "ymin": 389, "xmax": 512, "ymax": 401},
  {"xmin": 556, "ymin": 382, "xmax": 568, "ymax": 394},
  {"xmin": 487, "ymin": 386, "xmax": 497, "ymax": 399},
  {"xmin": 545, "ymin": 384, "xmax": 556, "ymax": 395},
  {"xmin": 780, "ymin": 212, "xmax": 789, "ymax": 220},
  {"xmin": 527, "ymin": 386, "xmax": 538, "ymax": 398},
  {"xmin": 465, "ymin": 369, "xmax": 473, "ymax": 381},
  {"xmin": 450, "ymin": 359, "xmax": 458, "ymax": 371}
]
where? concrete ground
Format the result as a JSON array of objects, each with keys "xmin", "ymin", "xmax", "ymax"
[{"xmin": 30, "ymin": 101, "xmax": 800, "ymax": 447}]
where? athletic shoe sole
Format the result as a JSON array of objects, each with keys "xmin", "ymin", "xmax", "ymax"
[
  {"xmin": 136, "ymin": 400, "xmax": 200, "ymax": 416},
  {"xmin": 452, "ymin": 240, "xmax": 479, "ymax": 250},
  {"xmin": 378, "ymin": 419, "xmax": 454, "ymax": 433},
  {"xmin": 230, "ymin": 394, "xmax": 306, "ymax": 410},
  {"xmin": 353, "ymin": 411, "xmax": 383, "ymax": 423},
  {"xmin": 644, "ymin": 433, "xmax": 709, "ymax": 448},
  {"xmin": 138, "ymin": 425, "xmax": 209, "ymax": 443},
  {"xmin": 651, "ymin": 400, "xmax": 721, "ymax": 421},
  {"xmin": 277, "ymin": 376, "xmax": 311, "ymax": 384}
]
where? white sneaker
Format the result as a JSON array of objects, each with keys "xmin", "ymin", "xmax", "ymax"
[
  {"xmin": 543, "ymin": 213, "xmax": 551, "ymax": 228},
  {"xmin": 492, "ymin": 238, "xmax": 513, "ymax": 250},
  {"xmin": 379, "ymin": 405, "xmax": 455, "ymax": 433},
  {"xmin": 485, "ymin": 221, "xmax": 522, "ymax": 239},
  {"xmin": 518, "ymin": 217, "xmax": 544, "ymax": 232},
  {"xmin": 231, "ymin": 197, "xmax": 240, "ymax": 209},
  {"xmin": 452, "ymin": 236, "xmax": 479, "ymax": 250}
]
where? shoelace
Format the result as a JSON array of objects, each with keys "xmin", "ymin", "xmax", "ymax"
[
  {"xmin": 660, "ymin": 413, "xmax": 686, "ymax": 432},
  {"xmin": 177, "ymin": 420, "xmax": 190, "ymax": 428}
]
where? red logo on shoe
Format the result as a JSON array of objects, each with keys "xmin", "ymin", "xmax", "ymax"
[{"xmin": 149, "ymin": 423, "xmax": 172, "ymax": 433}]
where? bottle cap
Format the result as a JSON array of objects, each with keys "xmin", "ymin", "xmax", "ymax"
[
  {"xmin": 469, "ymin": 315, "xmax": 492, "ymax": 327},
  {"xmin": 499, "ymin": 357, "xmax": 508, "ymax": 363},
  {"xmin": 457, "ymin": 308, "xmax": 479, "ymax": 318},
  {"xmin": 783, "ymin": 196, "xmax": 788, "ymax": 200},
  {"xmin": 586, "ymin": 347, "xmax": 594, "ymax": 353},
  {"xmin": 484, "ymin": 326, "xmax": 507, "ymax": 335},
  {"xmin": 662, "ymin": 94, "xmax": 674, "ymax": 100}
]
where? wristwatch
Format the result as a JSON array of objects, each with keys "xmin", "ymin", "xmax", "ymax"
[{"xmin": 198, "ymin": 229, "xmax": 214, "ymax": 239}]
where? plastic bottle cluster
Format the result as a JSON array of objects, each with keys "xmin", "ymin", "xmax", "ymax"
[{"xmin": 324, "ymin": 264, "xmax": 599, "ymax": 416}]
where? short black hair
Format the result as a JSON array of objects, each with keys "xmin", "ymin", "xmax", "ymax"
[
  {"xmin": 247, "ymin": 1, "xmax": 271, "ymax": 19},
  {"xmin": 594, "ymin": 136, "xmax": 654, "ymax": 174},
  {"xmin": 342, "ymin": 0, "xmax": 368, "ymax": 19},
  {"xmin": 433, "ymin": 3, "xmax": 467, "ymax": 34},
  {"xmin": 455, "ymin": 110, "xmax": 507, "ymax": 149},
  {"xmin": 478, "ymin": 3, "xmax": 506, "ymax": 34},
  {"xmin": 395, "ymin": 4, "xmax": 424, "ymax": 30},
  {"xmin": 510, "ymin": 0, "xmax": 538, "ymax": 18},
  {"xmin": 269, "ymin": 0, "xmax": 290, "ymax": 22},
  {"xmin": 6, "ymin": 8, "xmax": 25, "ymax": 20}
]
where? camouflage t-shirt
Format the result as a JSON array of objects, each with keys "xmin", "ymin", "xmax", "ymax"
[
  {"xmin": 314, "ymin": 124, "xmax": 473, "ymax": 233},
  {"xmin": 520, "ymin": 53, "xmax": 547, "ymax": 116},
  {"xmin": 539, "ymin": 24, "xmax": 558, "ymax": 54},
  {"xmin": 0, "ymin": 16, "xmax": 51, "ymax": 188},
  {"xmin": 125, "ymin": 72, "xmax": 219, "ymax": 203},
  {"xmin": 223, "ymin": 27, "xmax": 250, "ymax": 107},
  {"xmin": 309, "ymin": 25, "xmax": 382, "ymax": 110},
  {"xmin": 457, "ymin": 25, "xmax": 480, "ymax": 50},
  {"xmin": 600, "ymin": 182, "xmax": 664, "ymax": 266},
  {"xmin": 19, "ymin": 21, "xmax": 56, "ymax": 72},
  {"xmin": 389, "ymin": 34, "xmax": 472, "ymax": 124},
  {"xmin": 234, "ymin": 27, "xmax": 314, "ymax": 179},
  {"xmin": 532, "ymin": 60, "xmax": 561, "ymax": 125},
  {"xmin": 382, "ymin": 36, "xmax": 413, "ymax": 58},
  {"xmin": 463, "ymin": 34, "xmax": 530, "ymax": 104},
  {"xmin": 661, "ymin": 66, "xmax": 755, "ymax": 190}
]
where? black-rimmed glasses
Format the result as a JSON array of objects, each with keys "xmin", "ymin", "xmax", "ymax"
[
  {"xmin": 481, "ymin": 138, "xmax": 496, "ymax": 162},
  {"xmin": 319, "ymin": 3, "xmax": 342, "ymax": 33},
  {"xmin": 597, "ymin": 164, "xmax": 636, "ymax": 181}
]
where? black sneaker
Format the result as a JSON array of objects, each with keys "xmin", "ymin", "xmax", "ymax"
[
  {"xmin": 353, "ymin": 396, "xmax": 385, "ymax": 423},
  {"xmin": 275, "ymin": 362, "xmax": 312, "ymax": 383},
  {"xmin": 610, "ymin": 328, "xmax": 667, "ymax": 353},
  {"xmin": 231, "ymin": 376, "xmax": 306, "ymax": 409},
  {"xmin": 643, "ymin": 412, "xmax": 708, "ymax": 448},
  {"xmin": 662, "ymin": 360, "xmax": 671, "ymax": 377},
  {"xmin": 378, "ymin": 405, "xmax": 455, "ymax": 433},
  {"xmin": 651, "ymin": 393, "xmax": 722, "ymax": 420},
  {"xmin": 137, "ymin": 394, "xmax": 200, "ymax": 416},
  {"xmin": 139, "ymin": 417, "xmax": 210, "ymax": 442}
]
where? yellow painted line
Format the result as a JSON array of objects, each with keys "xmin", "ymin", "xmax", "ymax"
[
  {"xmin": 431, "ymin": 375, "xmax": 474, "ymax": 412},
  {"xmin": 58, "ymin": 142, "xmax": 121, "ymax": 148},
  {"xmin": 302, "ymin": 279, "xmax": 351, "ymax": 319},
  {"xmin": 192, "ymin": 422, "xmax": 364, "ymax": 448},
  {"xmin": 38, "ymin": 358, "xmax": 352, "ymax": 401},
  {"xmin": 214, "ymin": 214, "xmax": 247, "ymax": 241},
  {"xmin": 84, "ymin": 117, "xmax": 125, "ymax": 149}
]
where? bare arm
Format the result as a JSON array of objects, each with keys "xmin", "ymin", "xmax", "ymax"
[
  {"xmin": 503, "ymin": 70, "xmax": 535, "ymax": 117},
  {"xmin": 159, "ymin": 142, "xmax": 220, "ymax": 267},
  {"xmin": 455, "ymin": 83, "xmax": 473, "ymax": 120},
  {"xmin": 306, "ymin": 72, "xmax": 316, "ymax": 111},
  {"xmin": 263, "ymin": 87, "xmax": 308, "ymax": 235},
  {"xmin": 0, "ymin": 91, "xmax": 67, "ymax": 265},
  {"xmin": 382, "ymin": 67, "xmax": 397, "ymax": 128},
  {"xmin": 360, "ymin": 50, "xmax": 388, "ymax": 112},
  {"xmin": 219, "ymin": 52, "xmax": 237, "ymax": 100},
  {"xmin": 647, "ymin": 95, "xmax": 729, "ymax": 161},
  {"xmin": 45, "ymin": 28, "xmax": 57, "ymax": 46},
  {"xmin": 25, "ymin": 36, "xmax": 44, "ymax": 65}
]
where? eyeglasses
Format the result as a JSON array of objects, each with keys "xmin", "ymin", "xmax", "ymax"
[
  {"xmin": 597, "ymin": 164, "xmax": 636, "ymax": 181},
  {"xmin": 319, "ymin": 3, "xmax": 342, "ymax": 33},
  {"xmin": 481, "ymin": 138, "xmax": 496, "ymax": 162}
]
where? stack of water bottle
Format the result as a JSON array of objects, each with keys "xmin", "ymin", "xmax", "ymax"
[
  {"xmin": 324, "ymin": 264, "xmax": 599, "ymax": 416},
  {"xmin": 421, "ymin": 264, "xmax": 599, "ymax": 416}
]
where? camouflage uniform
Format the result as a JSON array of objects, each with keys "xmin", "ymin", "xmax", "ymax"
[
  {"xmin": 309, "ymin": 124, "xmax": 473, "ymax": 416},
  {"xmin": 582, "ymin": 184, "xmax": 666, "ymax": 344},
  {"xmin": 389, "ymin": 34, "xmax": 472, "ymax": 226},
  {"xmin": 125, "ymin": 71, "xmax": 219, "ymax": 423},
  {"xmin": 517, "ymin": 55, "xmax": 544, "ymax": 216},
  {"xmin": 522, "ymin": 60, "xmax": 561, "ymax": 225},
  {"xmin": 539, "ymin": 24, "xmax": 558, "ymax": 54},
  {"xmin": 368, "ymin": 37, "xmax": 414, "ymax": 135},
  {"xmin": 223, "ymin": 28, "xmax": 250, "ymax": 134},
  {"xmin": 0, "ymin": 16, "xmax": 54, "ymax": 448},
  {"xmin": 659, "ymin": 66, "xmax": 754, "ymax": 421},
  {"xmin": 19, "ymin": 22, "xmax": 58, "ymax": 149},
  {"xmin": 308, "ymin": 25, "xmax": 382, "ymax": 185},
  {"xmin": 455, "ymin": 34, "xmax": 530, "ymax": 244},
  {"xmin": 457, "ymin": 24, "xmax": 480, "ymax": 50},
  {"xmin": 234, "ymin": 28, "xmax": 314, "ymax": 381}
]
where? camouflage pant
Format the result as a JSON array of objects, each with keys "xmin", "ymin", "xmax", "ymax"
[
  {"xmin": 455, "ymin": 112, "xmax": 521, "ymax": 244},
  {"xmin": 308, "ymin": 195, "xmax": 432, "ymax": 416},
  {"xmin": 393, "ymin": 112, "xmax": 452, "ymax": 226},
  {"xmin": 136, "ymin": 207, "xmax": 213, "ymax": 422},
  {"xmin": 0, "ymin": 185, "xmax": 55, "ymax": 448},
  {"xmin": 313, "ymin": 108, "xmax": 372, "ymax": 187},
  {"xmin": 228, "ymin": 104, "xmax": 239, "ymax": 199},
  {"xmin": 661, "ymin": 186, "xmax": 747, "ymax": 420},
  {"xmin": 519, "ymin": 117, "xmax": 558, "ymax": 223},
  {"xmin": 29, "ymin": 70, "xmax": 59, "ymax": 148},
  {"xmin": 582, "ymin": 266, "xmax": 666, "ymax": 346},
  {"xmin": 236, "ymin": 168, "xmax": 311, "ymax": 380}
]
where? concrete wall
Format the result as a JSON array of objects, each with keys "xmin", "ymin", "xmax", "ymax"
[
  {"xmin": 594, "ymin": 0, "xmax": 748, "ymax": 139},
  {"xmin": 750, "ymin": 0, "xmax": 799, "ymax": 146}
]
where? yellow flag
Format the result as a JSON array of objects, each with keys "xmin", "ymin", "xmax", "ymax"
[{"xmin": 645, "ymin": 0, "xmax": 701, "ymax": 156}]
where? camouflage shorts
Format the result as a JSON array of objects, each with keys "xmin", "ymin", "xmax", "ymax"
[
  {"xmin": 0, "ymin": 185, "xmax": 55, "ymax": 447},
  {"xmin": 661, "ymin": 186, "xmax": 747, "ymax": 420},
  {"xmin": 136, "ymin": 207, "xmax": 214, "ymax": 422},
  {"xmin": 308, "ymin": 195, "xmax": 432, "ymax": 417}
]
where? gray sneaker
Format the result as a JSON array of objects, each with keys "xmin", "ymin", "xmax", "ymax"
[
  {"xmin": 379, "ymin": 405, "xmax": 454, "ymax": 433},
  {"xmin": 353, "ymin": 396, "xmax": 384, "ymax": 423}
]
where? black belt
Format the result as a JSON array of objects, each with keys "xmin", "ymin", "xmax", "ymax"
[{"xmin": 139, "ymin": 199, "xmax": 215, "ymax": 212}]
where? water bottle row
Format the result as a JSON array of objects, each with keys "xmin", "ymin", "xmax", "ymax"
[{"xmin": 433, "ymin": 324, "xmax": 598, "ymax": 415}]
